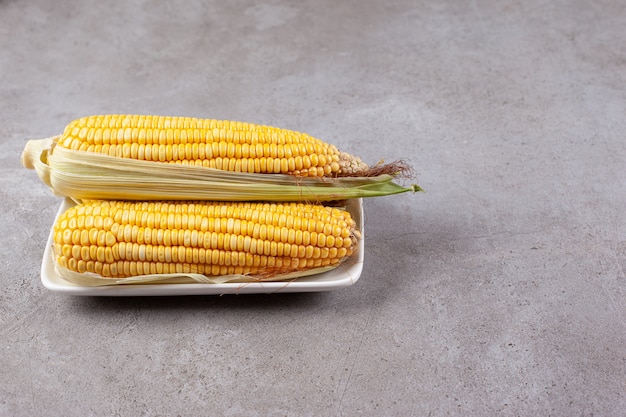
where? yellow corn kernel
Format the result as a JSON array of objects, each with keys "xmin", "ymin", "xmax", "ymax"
[
  {"xmin": 57, "ymin": 115, "xmax": 369, "ymax": 177},
  {"xmin": 52, "ymin": 199, "xmax": 359, "ymax": 279}
]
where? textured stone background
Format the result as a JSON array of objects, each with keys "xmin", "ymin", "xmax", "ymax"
[{"xmin": 1, "ymin": 0, "xmax": 625, "ymax": 416}]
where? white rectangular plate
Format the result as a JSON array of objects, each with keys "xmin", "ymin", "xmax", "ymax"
[{"xmin": 40, "ymin": 199, "xmax": 364, "ymax": 296}]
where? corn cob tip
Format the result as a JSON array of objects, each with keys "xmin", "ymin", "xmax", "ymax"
[
  {"xmin": 336, "ymin": 152, "xmax": 370, "ymax": 176},
  {"xmin": 336, "ymin": 154, "xmax": 416, "ymax": 179}
]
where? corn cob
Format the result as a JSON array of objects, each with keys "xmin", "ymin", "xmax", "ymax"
[
  {"xmin": 57, "ymin": 114, "xmax": 370, "ymax": 177},
  {"xmin": 22, "ymin": 114, "xmax": 421, "ymax": 201},
  {"xmin": 52, "ymin": 199, "xmax": 359, "ymax": 279}
]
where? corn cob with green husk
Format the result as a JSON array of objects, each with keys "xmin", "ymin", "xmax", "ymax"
[
  {"xmin": 52, "ymin": 199, "xmax": 360, "ymax": 285},
  {"xmin": 21, "ymin": 114, "xmax": 421, "ymax": 202}
]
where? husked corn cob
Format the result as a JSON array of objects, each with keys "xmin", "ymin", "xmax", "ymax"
[
  {"xmin": 57, "ymin": 115, "xmax": 369, "ymax": 177},
  {"xmin": 53, "ymin": 200, "xmax": 359, "ymax": 279}
]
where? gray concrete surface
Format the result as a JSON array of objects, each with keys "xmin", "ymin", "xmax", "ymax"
[{"xmin": 1, "ymin": 0, "xmax": 625, "ymax": 415}]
